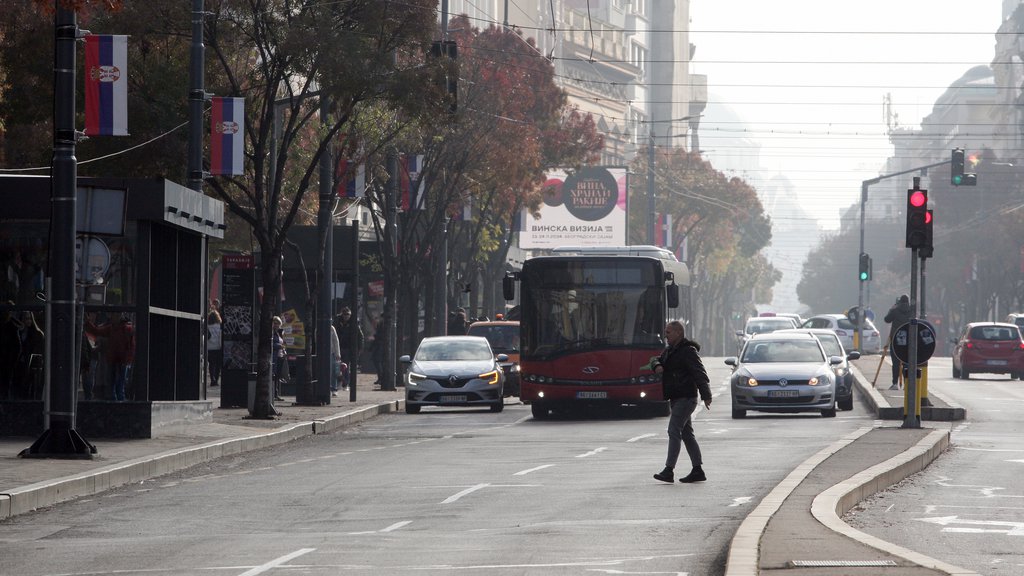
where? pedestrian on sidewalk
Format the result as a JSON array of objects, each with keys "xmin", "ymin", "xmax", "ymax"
[
  {"xmin": 329, "ymin": 323, "xmax": 342, "ymax": 397},
  {"xmin": 884, "ymin": 294, "xmax": 913, "ymax": 390},
  {"xmin": 87, "ymin": 312, "xmax": 134, "ymax": 401},
  {"xmin": 272, "ymin": 315, "xmax": 286, "ymax": 401},
  {"xmin": 333, "ymin": 307, "xmax": 362, "ymax": 391},
  {"xmin": 652, "ymin": 320, "xmax": 713, "ymax": 484},
  {"xmin": 207, "ymin": 309, "xmax": 223, "ymax": 387}
]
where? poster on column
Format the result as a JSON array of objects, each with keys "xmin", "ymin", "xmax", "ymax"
[
  {"xmin": 518, "ymin": 166, "xmax": 627, "ymax": 249},
  {"xmin": 221, "ymin": 254, "xmax": 255, "ymax": 370}
]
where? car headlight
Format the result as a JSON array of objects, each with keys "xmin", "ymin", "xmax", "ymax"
[
  {"xmin": 479, "ymin": 370, "xmax": 500, "ymax": 385},
  {"xmin": 509, "ymin": 364, "xmax": 520, "ymax": 373},
  {"xmin": 408, "ymin": 371, "xmax": 427, "ymax": 386},
  {"xmin": 738, "ymin": 376, "xmax": 758, "ymax": 387},
  {"xmin": 807, "ymin": 376, "xmax": 819, "ymax": 386}
]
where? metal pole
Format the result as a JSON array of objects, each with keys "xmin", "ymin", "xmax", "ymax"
[
  {"xmin": 856, "ymin": 181, "xmax": 867, "ymax": 354},
  {"xmin": 436, "ymin": 219, "xmax": 449, "ymax": 336},
  {"xmin": 902, "ymin": 250, "xmax": 920, "ymax": 429},
  {"xmin": 647, "ymin": 131, "xmax": 655, "ymax": 245},
  {"xmin": 187, "ymin": 0, "xmax": 206, "ymax": 192},
  {"xmin": 383, "ymin": 149, "xmax": 400, "ymax": 391},
  {"xmin": 317, "ymin": 96, "xmax": 333, "ymax": 404},
  {"xmin": 22, "ymin": 4, "xmax": 94, "ymax": 458}
]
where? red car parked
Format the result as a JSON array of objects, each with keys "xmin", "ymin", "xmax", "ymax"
[{"xmin": 951, "ymin": 322, "xmax": 1024, "ymax": 380}]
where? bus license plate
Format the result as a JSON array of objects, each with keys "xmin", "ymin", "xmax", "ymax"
[
  {"xmin": 440, "ymin": 395, "xmax": 467, "ymax": 403},
  {"xmin": 577, "ymin": 391, "xmax": 607, "ymax": 399},
  {"xmin": 768, "ymin": 390, "xmax": 799, "ymax": 398},
  {"xmin": 987, "ymin": 360, "xmax": 1007, "ymax": 366}
]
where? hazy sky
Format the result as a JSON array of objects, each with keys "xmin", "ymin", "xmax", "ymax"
[{"xmin": 689, "ymin": 0, "xmax": 1004, "ymax": 233}]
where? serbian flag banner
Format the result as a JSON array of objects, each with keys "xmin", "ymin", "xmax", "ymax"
[
  {"xmin": 400, "ymin": 154, "xmax": 425, "ymax": 210},
  {"xmin": 84, "ymin": 35, "xmax": 128, "ymax": 136},
  {"xmin": 210, "ymin": 97, "xmax": 244, "ymax": 175},
  {"xmin": 336, "ymin": 157, "xmax": 366, "ymax": 198}
]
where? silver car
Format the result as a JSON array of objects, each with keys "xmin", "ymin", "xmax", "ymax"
[
  {"xmin": 776, "ymin": 328, "xmax": 861, "ymax": 411},
  {"xmin": 726, "ymin": 332, "xmax": 842, "ymax": 419},
  {"xmin": 400, "ymin": 336, "xmax": 507, "ymax": 414}
]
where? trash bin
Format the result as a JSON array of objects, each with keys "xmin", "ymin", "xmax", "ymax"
[
  {"xmin": 220, "ymin": 369, "xmax": 250, "ymax": 408},
  {"xmin": 247, "ymin": 374, "xmax": 257, "ymax": 413}
]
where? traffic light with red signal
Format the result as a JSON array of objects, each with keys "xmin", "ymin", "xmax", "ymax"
[
  {"xmin": 919, "ymin": 209, "xmax": 934, "ymax": 258},
  {"xmin": 906, "ymin": 188, "xmax": 929, "ymax": 249}
]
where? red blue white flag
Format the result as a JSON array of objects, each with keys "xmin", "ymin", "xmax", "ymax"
[
  {"xmin": 210, "ymin": 97, "xmax": 244, "ymax": 175},
  {"xmin": 336, "ymin": 157, "xmax": 366, "ymax": 198},
  {"xmin": 84, "ymin": 35, "xmax": 128, "ymax": 136},
  {"xmin": 655, "ymin": 212, "xmax": 672, "ymax": 248},
  {"xmin": 400, "ymin": 154, "xmax": 425, "ymax": 210}
]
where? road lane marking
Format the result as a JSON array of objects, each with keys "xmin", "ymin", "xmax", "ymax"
[
  {"xmin": 237, "ymin": 548, "xmax": 315, "ymax": 576},
  {"xmin": 380, "ymin": 520, "xmax": 412, "ymax": 532},
  {"xmin": 918, "ymin": 516, "xmax": 1024, "ymax": 536},
  {"xmin": 441, "ymin": 483, "xmax": 490, "ymax": 504},
  {"xmin": 514, "ymin": 464, "xmax": 555, "ymax": 475},
  {"xmin": 627, "ymin": 433, "xmax": 657, "ymax": 443},
  {"xmin": 577, "ymin": 447, "xmax": 608, "ymax": 458},
  {"xmin": 729, "ymin": 497, "xmax": 752, "ymax": 507}
]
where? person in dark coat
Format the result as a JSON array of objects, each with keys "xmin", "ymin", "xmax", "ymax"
[
  {"xmin": 884, "ymin": 294, "xmax": 914, "ymax": 390},
  {"xmin": 333, "ymin": 307, "xmax": 363, "ymax": 390},
  {"xmin": 447, "ymin": 308, "xmax": 468, "ymax": 335},
  {"xmin": 88, "ymin": 313, "xmax": 135, "ymax": 401},
  {"xmin": 652, "ymin": 320, "xmax": 712, "ymax": 484},
  {"xmin": 0, "ymin": 307, "xmax": 22, "ymax": 400}
]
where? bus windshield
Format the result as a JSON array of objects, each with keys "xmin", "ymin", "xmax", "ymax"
[{"xmin": 520, "ymin": 260, "xmax": 664, "ymax": 359}]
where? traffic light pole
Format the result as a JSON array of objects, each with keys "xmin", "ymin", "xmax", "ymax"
[
  {"xmin": 856, "ymin": 159, "xmax": 950, "ymax": 353},
  {"xmin": 903, "ymin": 249, "xmax": 921, "ymax": 429}
]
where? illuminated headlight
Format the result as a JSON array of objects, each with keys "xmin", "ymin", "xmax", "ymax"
[
  {"xmin": 479, "ymin": 370, "xmax": 500, "ymax": 385},
  {"xmin": 509, "ymin": 364, "xmax": 520, "ymax": 373},
  {"xmin": 408, "ymin": 372, "xmax": 427, "ymax": 386},
  {"xmin": 740, "ymin": 376, "xmax": 758, "ymax": 387},
  {"xmin": 639, "ymin": 391, "xmax": 647, "ymax": 398},
  {"xmin": 807, "ymin": 377, "xmax": 819, "ymax": 386}
]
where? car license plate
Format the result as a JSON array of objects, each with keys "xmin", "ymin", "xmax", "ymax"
[
  {"xmin": 577, "ymin": 391, "xmax": 607, "ymax": 399},
  {"xmin": 440, "ymin": 395, "xmax": 467, "ymax": 403},
  {"xmin": 768, "ymin": 390, "xmax": 800, "ymax": 398},
  {"xmin": 987, "ymin": 360, "xmax": 1008, "ymax": 366}
]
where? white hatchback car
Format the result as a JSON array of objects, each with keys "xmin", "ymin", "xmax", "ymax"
[{"xmin": 800, "ymin": 314, "xmax": 882, "ymax": 354}]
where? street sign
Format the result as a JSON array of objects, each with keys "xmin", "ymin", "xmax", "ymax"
[{"xmin": 892, "ymin": 320, "xmax": 937, "ymax": 365}]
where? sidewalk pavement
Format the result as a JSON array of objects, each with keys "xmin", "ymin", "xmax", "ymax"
[
  {"xmin": 2, "ymin": 358, "xmax": 975, "ymax": 575},
  {"xmin": 0, "ymin": 372, "xmax": 404, "ymax": 520}
]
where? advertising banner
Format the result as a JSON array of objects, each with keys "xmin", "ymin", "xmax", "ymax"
[{"xmin": 518, "ymin": 166, "xmax": 627, "ymax": 249}]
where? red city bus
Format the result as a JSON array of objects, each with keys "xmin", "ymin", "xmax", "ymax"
[{"xmin": 503, "ymin": 246, "xmax": 690, "ymax": 419}]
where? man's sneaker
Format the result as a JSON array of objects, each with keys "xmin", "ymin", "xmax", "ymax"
[
  {"xmin": 653, "ymin": 467, "xmax": 674, "ymax": 483},
  {"xmin": 888, "ymin": 384, "xmax": 900, "ymax": 390},
  {"xmin": 679, "ymin": 468, "xmax": 706, "ymax": 483}
]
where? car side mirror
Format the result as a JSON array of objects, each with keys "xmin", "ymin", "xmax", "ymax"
[
  {"xmin": 724, "ymin": 357, "xmax": 737, "ymax": 366},
  {"xmin": 847, "ymin": 351, "xmax": 861, "ymax": 361},
  {"xmin": 399, "ymin": 355, "xmax": 411, "ymax": 364},
  {"xmin": 496, "ymin": 353, "xmax": 509, "ymax": 362},
  {"xmin": 829, "ymin": 356, "xmax": 843, "ymax": 365}
]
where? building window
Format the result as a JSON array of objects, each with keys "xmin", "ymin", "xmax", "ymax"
[
  {"xmin": 630, "ymin": 43, "xmax": 647, "ymax": 75},
  {"xmin": 632, "ymin": 0, "xmax": 646, "ymax": 17}
]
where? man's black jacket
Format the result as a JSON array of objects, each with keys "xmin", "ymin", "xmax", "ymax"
[{"xmin": 656, "ymin": 338, "xmax": 712, "ymax": 402}]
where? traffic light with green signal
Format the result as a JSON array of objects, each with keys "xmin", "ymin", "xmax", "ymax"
[
  {"xmin": 858, "ymin": 253, "xmax": 871, "ymax": 281},
  {"xmin": 951, "ymin": 148, "xmax": 977, "ymax": 186}
]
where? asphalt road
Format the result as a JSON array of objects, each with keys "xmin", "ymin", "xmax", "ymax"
[
  {"xmin": 845, "ymin": 357, "xmax": 1024, "ymax": 575},
  {"xmin": 0, "ymin": 359, "xmax": 881, "ymax": 576}
]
